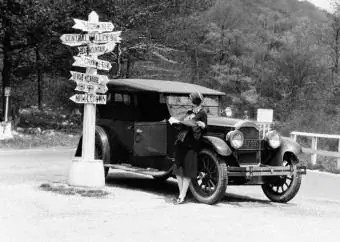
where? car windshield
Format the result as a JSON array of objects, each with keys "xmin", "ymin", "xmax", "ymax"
[{"xmin": 166, "ymin": 95, "xmax": 220, "ymax": 117}]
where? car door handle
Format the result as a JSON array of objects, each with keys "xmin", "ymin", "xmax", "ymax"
[{"xmin": 136, "ymin": 128, "xmax": 143, "ymax": 134}]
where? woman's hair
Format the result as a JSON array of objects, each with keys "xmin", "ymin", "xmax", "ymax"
[{"xmin": 190, "ymin": 91, "xmax": 204, "ymax": 106}]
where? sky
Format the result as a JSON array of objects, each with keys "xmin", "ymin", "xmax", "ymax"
[{"xmin": 303, "ymin": 0, "xmax": 333, "ymax": 12}]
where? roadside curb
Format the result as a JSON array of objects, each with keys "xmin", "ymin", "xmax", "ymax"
[{"xmin": 0, "ymin": 146, "xmax": 76, "ymax": 154}]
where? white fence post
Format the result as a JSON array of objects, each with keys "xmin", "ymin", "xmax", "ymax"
[
  {"xmin": 311, "ymin": 137, "xmax": 318, "ymax": 165},
  {"xmin": 290, "ymin": 131, "xmax": 340, "ymax": 170},
  {"xmin": 291, "ymin": 133, "xmax": 297, "ymax": 142}
]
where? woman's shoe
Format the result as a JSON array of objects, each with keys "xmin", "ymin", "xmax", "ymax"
[{"xmin": 174, "ymin": 197, "xmax": 186, "ymax": 205}]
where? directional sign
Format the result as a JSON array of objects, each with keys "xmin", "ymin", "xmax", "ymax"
[
  {"xmin": 75, "ymin": 82, "xmax": 108, "ymax": 94},
  {"xmin": 70, "ymin": 93, "xmax": 106, "ymax": 104},
  {"xmin": 73, "ymin": 19, "xmax": 114, "ymax": 32},
  {"xmin": 77, "ymin": 42, "xmax": 116, "ymax": 56},
  {"xmin": 70, "ymin": 71, "xmax": 109, "ymax": 85},
  {"xmin": 60, "ymin": 31, "xmax": 121, "ymax": 46},
  {"xmin": 73, "ymin": 56, "xmax": 112, "ymax": 71},
  {"xmin": 4, "ymin": 87, "xmax": 11, "ymax": 97}
]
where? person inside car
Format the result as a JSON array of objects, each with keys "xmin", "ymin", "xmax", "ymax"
[{"xmin": 171, "ymin": 91, "xmax": 207, "ymax": 204}]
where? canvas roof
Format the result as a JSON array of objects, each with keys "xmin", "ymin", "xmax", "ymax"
[{"xmin": 107, "ymin": 79, "xmax": 225, "ymax": 96}]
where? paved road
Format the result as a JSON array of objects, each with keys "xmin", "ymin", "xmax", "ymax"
[{"xmin": 0, "ymin": 148, "xmax": 339, "ymax": 242}]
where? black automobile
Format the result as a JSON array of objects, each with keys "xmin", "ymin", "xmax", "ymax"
[{"xmin": 75, "ymin": 79, "xmax": 306, "ymax": 204}]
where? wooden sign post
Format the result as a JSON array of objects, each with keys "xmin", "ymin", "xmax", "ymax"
[
  {"xmin": 0, "ymin": 87, "xmax": 13, "ymax": 140},
  {"xmin": 62, "ymin": 11, "xmax": 121, "ymax": 188}
]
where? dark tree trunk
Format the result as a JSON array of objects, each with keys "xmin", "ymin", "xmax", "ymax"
[
  {"xmin": 126, "ymin": 54, "xmax": 131, "ymax": 78},
  {"xmin": 115, "ymin": 43, "xmax": 122, "ymax": 78},
  {"xmin": 35, "ymin": 46, "xmax": 42, "ymax": 110},
  {"xmin": 2, "ymin": 33, "xmax": 12, "ymax": 120},
  {"xmin": 334, "ymin": 29, "xmax": 340, "ymax": 74}
]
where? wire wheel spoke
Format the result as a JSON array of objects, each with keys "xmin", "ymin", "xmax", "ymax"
[{"xmin": 195, "ymin": 154, "xmax": 219, "ymax": 196}]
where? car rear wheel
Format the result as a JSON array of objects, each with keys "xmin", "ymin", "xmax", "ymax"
[
  {"xmin": 189, "ymin": 149, "xmax": 227, "ymax": 205},
  {"xmin": 75, "ymin": 126, "xmax": 111, "ymax": 179},
  {"xmin": 261, "ymin": 155, "xmax": 302, "ymax": 203}
]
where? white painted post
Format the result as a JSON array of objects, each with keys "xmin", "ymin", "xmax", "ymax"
[
  {"xmin": 4, "ymin": 96, "xmax": 9, "ymax": 122},
  {"xmin": 291, "ymin": 133, "xmax": 297, "ymax": 142},
  {"xmin": 337, "ymin": 139, "xmax": 340, "ymax": 170},
  {"xmin": 68, "ymin": 11, "xmax": 105, "ymax": 188},
  {"xmin": 311, "ymin": 136, "xmax": 318, "ymax": 165}
]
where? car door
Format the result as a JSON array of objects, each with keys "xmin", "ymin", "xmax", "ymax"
[{"xmin": 133, "ymin": 121, "xmax": 167, "ymax": 156}]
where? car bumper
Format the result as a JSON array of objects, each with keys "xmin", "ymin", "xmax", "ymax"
[{"xmin": 227, "ymin": 165, "xmax": 307, "ymax": 177}]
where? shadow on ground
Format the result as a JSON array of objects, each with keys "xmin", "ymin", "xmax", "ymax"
[{"xmin": 105, "ymin": 171, "xmax": 272, "ymax": 205}]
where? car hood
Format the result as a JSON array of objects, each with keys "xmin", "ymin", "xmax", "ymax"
[{"xmin": 207, "ymin": 116, "xmax": 259, "ymax": 129}]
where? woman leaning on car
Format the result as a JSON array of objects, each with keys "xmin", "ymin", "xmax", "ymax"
[{"xmin": 170, "ymin": 91, "xmax": 207, "ymax": 205}]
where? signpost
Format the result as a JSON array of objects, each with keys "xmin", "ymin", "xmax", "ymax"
[
  {"xmin": 70, "ymin": 93, "xmax": 107, "ymax": 104},
  {"xmin": 0, "ymin": 87, "xmax": 13, "ymax": 140},
  {"xmin": 257, "ymin": 109, "xmax": 274, "ymax": 138},
  {"xmin": 60, "ymin": 31, "xmax": 121, "ymax": 46},
  {"xmin": 72, "ymin": 56, "xmax": 112, "ymax": 71},
  {"xmin": 63, "ymin": 11, "xmax": 121, "ymax": 188},
  {"xmin": 73, "ymin": 18, "xmax": 114, "ymax": 32},
  {"xmin": 70, "ymin": 71, "xmax": 109, "ymax": 85},
  {"xmin": 75, "ymin": 82, "xmax": 108, "ymax": 94},
  {"xmin": 77, "ymin": 42, "xmax": 116, "ymax": 56}
]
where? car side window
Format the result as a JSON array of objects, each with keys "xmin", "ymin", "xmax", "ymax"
[{"xmin": 98, "ymin": 92, "xmax": 136, "ymax": 120}]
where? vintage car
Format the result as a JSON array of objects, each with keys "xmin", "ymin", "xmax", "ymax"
[{"xmin": 75, "ymin": 79, "xmax": 306, "ymax": 204}]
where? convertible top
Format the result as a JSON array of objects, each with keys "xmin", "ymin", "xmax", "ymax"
[{"xmin": 107, "ymin": 79, "xmax": 225, "ymax": 96}]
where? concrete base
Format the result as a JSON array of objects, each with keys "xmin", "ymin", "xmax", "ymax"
[
  {"xmin": 0, "ymin": 122, "xmax": 13, "ymax": 140},
  {"xmin": 68, "ymin": 157, "xmax": 105, "ymax": 188}
]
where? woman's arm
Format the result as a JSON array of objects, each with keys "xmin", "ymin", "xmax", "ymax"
[{"xmin": 196, "ymin": 109, "xmax": 207, "ymax": 129}]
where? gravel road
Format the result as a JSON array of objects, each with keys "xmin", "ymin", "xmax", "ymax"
[{"xmin": 0, "ymin": 148, "xmax": 339, "ymax": 242}]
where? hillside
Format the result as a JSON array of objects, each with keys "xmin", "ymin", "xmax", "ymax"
[{"xmin": 0, "ymin": 0, "xmax": 338, "ymax": 136}]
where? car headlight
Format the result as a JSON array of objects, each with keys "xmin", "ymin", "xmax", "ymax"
[
  {"xmin": 266, "ymin": 130, "xmax": 281, "ymax": 149},
  {"xmin": 226, "ymin": 130, "xmax": 244, "ymax": 149}
]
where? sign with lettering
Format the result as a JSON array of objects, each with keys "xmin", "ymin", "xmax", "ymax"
[
  {"xmin": 60, "ymin": 31, "xmax": 121, "ymax": 46},
  {"xmin": 69, "ymin": 71, "xmax": 109, "ymax": 85},
  {"xmin": 4, "ymin": 87, "xmax": 11, "ymax": 97},
  {"xmin": 75, "ymin": 82, "xmax": 108, "ymax": 94},
  {"xmin": 70, "ymin": 93, "xmax": 107, "ymax": 104},
  {"xmin": 257, "ymin": 109, "xmax": 273, "ymax": 123},
  {"xmin": 73, "ymin": 19, "xmax": 114, "ymax": 32},
  {"xmin": 72, "ymin": 56, "xmax": 112, "ymax": 71},
  {"xmin": 77, "ymin": 42, "xmax": 116, "ymax": 56}
]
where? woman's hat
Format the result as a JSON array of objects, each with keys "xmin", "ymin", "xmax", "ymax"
[{"xmin": 189, "ymin": 91, "xmax": 204, "ymax": 105}]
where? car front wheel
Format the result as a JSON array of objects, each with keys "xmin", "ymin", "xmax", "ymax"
[
  {"xmin": 261, "ymin": 154, "xmax": 302, "ymax": 203},
  {"xmin": 189, "ymin": 149, "xmax": 227, "ymax": 205}
]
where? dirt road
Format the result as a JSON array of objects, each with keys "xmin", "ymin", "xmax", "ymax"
[{"xmin": 0, "ymin": 148, "xmax": 339, "ymax": 242}]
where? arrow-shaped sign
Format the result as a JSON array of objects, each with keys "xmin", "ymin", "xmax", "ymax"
[
  {"xmin": 70, "ymin": 71, "xmax": 109, "ymax": 85},
  {"xmin": 77, "ymin": 42, "xmax": 116, "ymax": 56},
  {"xmin": 60, "ymin": 31, "xmax": 121, "ymax": 46},
  {"xmin": 75, "ymin": 82, "xmax": 108, "ymax": 94},
  {"xmin": 70, "ymin": 93, "xmax": 107, "ymax": 104},
  {"xmin": 73, "ymin": 19, "xmax": 114, "ymax": 32},
  {"xmin": 72, "ymin": 56, "xmax": 112, "ymax": 71}
]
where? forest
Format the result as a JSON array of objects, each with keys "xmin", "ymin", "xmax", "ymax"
[{"xmin": 0, "ymin": 0, "xmax": 339, "ymax": 137}]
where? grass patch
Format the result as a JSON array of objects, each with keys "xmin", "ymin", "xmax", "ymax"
[
  {"xmin": 0, "ymin": 131, "xmax": 80, "ymax": 149},
  {"xmin": 39, "ymin": 183, "xmax": 109, "ymax": 198},
  {"xmin": 299, "ymin": 152, "xmax": 340, "ymax": 174},
  {"xmin": 1, "ymin": 105, "xmax": 81, "ymax": 149}
]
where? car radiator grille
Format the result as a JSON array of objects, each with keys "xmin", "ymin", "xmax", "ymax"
[{"xmin": 239, "ymin": 127, "xmax": 262, "ymax": 151}]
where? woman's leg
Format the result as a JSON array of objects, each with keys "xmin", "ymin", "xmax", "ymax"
[
  {"xmin": 176, "ymin": 167, "xmax": 183, "ymax": 195},
  {"xmin": 179, "ymin": 177, "xmax": 191, "ymax": 200}
]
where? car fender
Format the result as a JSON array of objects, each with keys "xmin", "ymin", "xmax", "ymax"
[
  {"xmin": 75, "ymin": 126, "xmax": 111, "ymax": 164},
  {"xmin": 202, "ymin": 136, "xmax": 232, "ymax": 156},
  {"xmin": 269, "ymin": 136, "xmax": 302, "ymax": 166}
]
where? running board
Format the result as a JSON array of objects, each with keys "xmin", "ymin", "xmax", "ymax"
[{"xmin": 104, "ymin": 163, "xmax": 171, "ymax": 177}]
